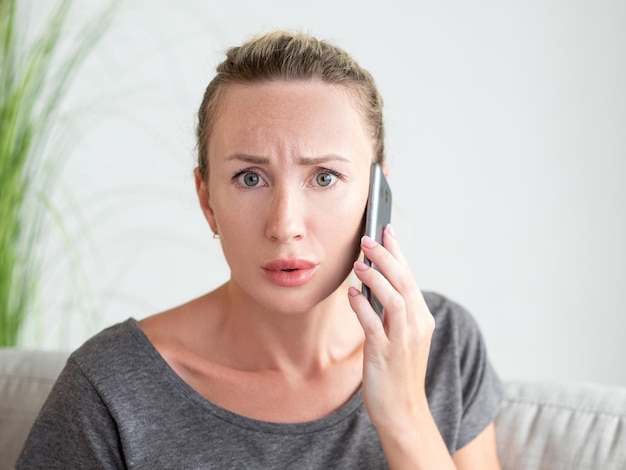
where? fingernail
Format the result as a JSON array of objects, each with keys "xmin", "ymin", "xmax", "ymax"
[
  {"xmin": 386, "ymin": 224, "xmax": 396, "ymax": 238},
  {"xmin": 354, "ymin": 260, "xmax": 369, "ymax": 271},
  {"xmin": 348, "ymin": 286, "xmax": 360, "ymax": 297},
  {"xmin": 361, "ymin": 235, "xmax": 377, "ymax": 248}
]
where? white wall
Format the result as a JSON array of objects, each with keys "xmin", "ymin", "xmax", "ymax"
[{"xmin": 21, "ymin": 0, "xmax": 626, "ymax": 386}]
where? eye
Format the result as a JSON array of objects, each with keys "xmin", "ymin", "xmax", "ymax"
[
  {"xmin": 314, "ymin": 171, "xmax": 338, "ymax": 187},
  {"xmin": 236, "ymin": 171, "xmax": 263, "ymax": 187}
]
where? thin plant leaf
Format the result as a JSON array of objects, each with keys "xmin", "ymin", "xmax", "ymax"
[{"xmin": 0, "ymin": 0, "xmax": 116, "ymax": 346}]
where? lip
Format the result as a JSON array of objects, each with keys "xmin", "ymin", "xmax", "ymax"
[{"xmin": 262, "ymin": 259, "xmax": 318, "ymax": 287}]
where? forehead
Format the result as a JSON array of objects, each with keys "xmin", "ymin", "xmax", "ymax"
[
  {"xmin": 217, "ymin": 79, "xmax": 363, "ymax": 122},
  {"xmin": 209, "ymin": 80, "xmax": 373, "ymax": 157}
]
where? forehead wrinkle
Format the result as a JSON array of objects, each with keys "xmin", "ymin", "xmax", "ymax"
[
  {"xmin": 225, "ymin": 154, "xmax": 270, "ymax": 165},
  {"xmin": 224, "ymin": 153, "xmax": 350, "ymax": 167},
  {"xmin": 296, "ymin": 155, "xmax": 350, "ymax": 166}
]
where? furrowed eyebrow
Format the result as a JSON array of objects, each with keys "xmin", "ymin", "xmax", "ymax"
[
  {"xmin": 225, "ymin": 154, "xmax": 270, "ymax": 165},
  {"xmin": 296, "ymin": 155, "xmax": 350, "ymax": 165},
  {"xmin": 225, "ymin": 154, "xmax": 350, "ymax": 165}
]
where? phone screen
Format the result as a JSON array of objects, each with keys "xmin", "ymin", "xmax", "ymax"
[{"xmin": 362, "ymin": 163, "xmax": 392, "ymax": 317}]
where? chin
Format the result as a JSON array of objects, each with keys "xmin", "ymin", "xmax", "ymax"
[
  {"xmin": 241, "ymin": 273, "xmax": 348, "ymax": 317},
  {"xmin": 264, "ymin": 285, "xmax": 343, "ymax": 316}
]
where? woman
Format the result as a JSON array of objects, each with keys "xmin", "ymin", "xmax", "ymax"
[{"xmin": 18, "ymin": 31, "xmax": 502, "ymax": 469}]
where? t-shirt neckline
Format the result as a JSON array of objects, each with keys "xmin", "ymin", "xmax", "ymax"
[{"xmin": 125, "ymin": 318, "xmax": 366, "ymax": 435}]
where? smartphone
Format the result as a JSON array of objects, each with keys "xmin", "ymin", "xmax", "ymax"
[{"xmin": 362, "ymin": 163, "xmax": 392, "ymax": 318}]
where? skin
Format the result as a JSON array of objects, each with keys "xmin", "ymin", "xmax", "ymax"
[{"xmin": 140, "ymin": 79, "xmax": 501, "ymax": 469}]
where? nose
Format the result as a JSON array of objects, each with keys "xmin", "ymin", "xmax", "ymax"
[{"xmin": 265, "ymin": 185, "xmax": 305, "ymax": 242}]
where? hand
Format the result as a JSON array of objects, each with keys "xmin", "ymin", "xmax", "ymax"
[
  {"xmin": 349, "ymin": 227, "xmax": 496, "ymax": 469},
  {"xmin": 348, "ymin": 225, "xmax": 435, "ymax": 433}
]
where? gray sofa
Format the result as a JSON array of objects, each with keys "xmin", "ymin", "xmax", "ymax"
[{"xmin": 2, "ymin": 348, "xmax": 625, "ymax": 469}]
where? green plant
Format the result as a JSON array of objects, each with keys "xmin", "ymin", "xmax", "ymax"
[{"xmin": 0, "ymin": 0, "xmax": 113, "ymax": 346}]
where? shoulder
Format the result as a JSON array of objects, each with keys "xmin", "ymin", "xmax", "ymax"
[
  {"xmin": 70, "ymin": 319, "xmax": 148, "ymax": 373},
  {"xmin": 16, "ymin": 322, "xmax": 142, "ymax": 468},
  {"xmin": 423, "ymin": 291, "xmax": 483, "ymax": 344},
  {"xmin": 424, "ymin": 291, "xmax": 476, "ymax": 323},
  {"xmin": 38, "ymin": 318, "xmax": 170, "ymax": 430},
  {"xmin": 422, "ymin": 290, "xmax": 493, "ymax": 376},
  {"xmin": 63, "ymin": 318, "xmax": 169, "ymax": 400},
  {"xmin": 423, "ymin": 291, "xmax": 503, "ymax": 451}
]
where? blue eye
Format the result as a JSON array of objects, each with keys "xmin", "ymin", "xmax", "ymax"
[
  {"xmin": 238, "ymin": 172, "xmax": 261, "ymax": 187},
  {"xmin": 315, "ymin": 172, "xmax": 337, "ymax": 187}
]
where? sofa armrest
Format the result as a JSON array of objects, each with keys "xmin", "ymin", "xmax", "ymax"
[
  {"xmin": 0, "ymin": 348, "xmax": 69, "ymax": 469},
  {"xmin": 496, "ymin": 380, "xmax": 626, "ymax": 469}
]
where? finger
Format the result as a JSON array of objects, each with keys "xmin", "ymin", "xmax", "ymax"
[
  {"xmin": 347, "ymin": 286, "xmax": 388, "ymax": 348},
  {"xmin": 361, "ymin": 235, "xmax": 415, "ymax": 299},
  {"xmin": 381, "ymin": 225, "xmax": 425, "ymax": 306},
  {"xmin": 353, "ymin": 260, "xmax": 407, "ymax": 340},
  {"xmin": 361, "ymin": 234, "xmax": 401, "ymax": 273},
  {"xmin": 360, "ymin": 235, "xmax": 426, "ymax": 330},
  {"xmin": 382, "ymin": 225, "xmax": 409, "ymax": 268}
]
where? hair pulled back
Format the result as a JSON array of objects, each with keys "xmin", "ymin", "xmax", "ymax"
[{"xmin": 196, "ymin": 31, "xmax": 385, "ymax": 180}]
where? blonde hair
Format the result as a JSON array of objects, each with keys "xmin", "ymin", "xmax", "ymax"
[{"xmin": 196, "ymin": 31, "xmax": 385, "ymax": 180}]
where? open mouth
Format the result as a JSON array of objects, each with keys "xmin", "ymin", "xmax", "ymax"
[{"xmin": 262, "ymin": 259, "xmax": 318, "ymax": 287}]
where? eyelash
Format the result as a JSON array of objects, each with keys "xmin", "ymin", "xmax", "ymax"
[
  {"xmin": 232, "ymin": 167, "xmax": 265, "ymax": 188},
  {"xmin": 314, "ymin": 168, "xmax": 344, "ymax": 187},
  {"xmin": 231, "ymin": 167, "xmax": 345, "ymax": 188}
]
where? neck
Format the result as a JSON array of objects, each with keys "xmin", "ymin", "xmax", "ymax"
[{"xmin": 213, "ymin": 280, "xmax": 364, "ymax": 377}]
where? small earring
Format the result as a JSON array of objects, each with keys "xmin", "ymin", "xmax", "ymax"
[{"xmin": 212, "ymin": 231, "xmax": 219, "ymax": 239}]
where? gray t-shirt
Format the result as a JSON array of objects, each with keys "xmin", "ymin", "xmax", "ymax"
[{"xmin": 17, "ymin": 292, "xmax": 502, "ymax": 469}]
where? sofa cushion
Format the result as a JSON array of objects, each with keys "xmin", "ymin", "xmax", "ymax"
[
  {"xmin": 496, "ymin": 380, "xmax": 626, "ymax": 469},
  {"xmin": 0, "ymin": 348, "xmax": 68, "ymax": 469}
]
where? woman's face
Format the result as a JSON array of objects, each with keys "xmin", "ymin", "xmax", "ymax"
[{"xmin": 198, "ymin": 80, "xmax": 375, "ymax": 314}]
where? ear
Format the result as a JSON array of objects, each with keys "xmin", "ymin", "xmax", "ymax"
[{"xmin": 194, "ymin": 167, "xmax": 218, "ymax": 234}]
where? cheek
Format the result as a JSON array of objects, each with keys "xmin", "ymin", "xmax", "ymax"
[
  {"xmin": 320, "ymin": 193, "xmax": 368, "ymax": 284},
  {"xmin": 217, "ymin": 205, "xmax": 258, "ymax": 239},
  {"xmin": 211, "ymin": 197, "xmax": 258, "ymax": 256},
  {"xmin": 319, "ymin": 190, "xmax": 368, "ymax": 250},
  {"xmin": 215, "ymin": 217, "xmax": 260, "ymax": 278},
  {"xmin": 211, "ymin": 189, "xmax": 257, "ymax": 231}
]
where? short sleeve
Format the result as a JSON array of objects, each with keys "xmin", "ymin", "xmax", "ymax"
[
  {"xmin": 16, "ymin": 357, "xmax": 126, "ymax": 469},
  {"xmin": 424, "ymin": 291, "xmax": 503, "ymax": 453}
]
